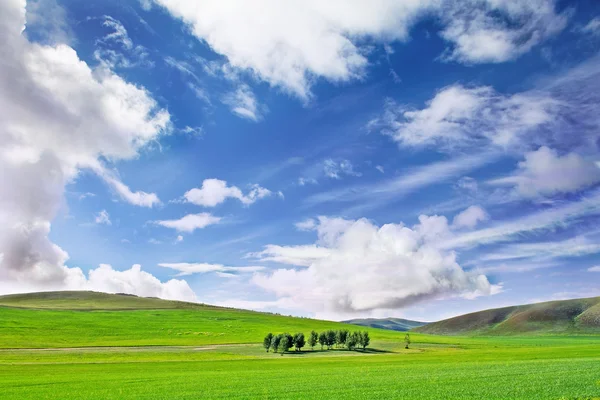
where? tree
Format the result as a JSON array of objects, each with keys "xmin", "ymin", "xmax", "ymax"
[
  {"xmin": 263, "ymin": 333, "xmax": 274, "ymax": 352},
  {"xmin": 346, "ymin": 331, "xmax": 358, "ymax": 350},
  {"xmin": 309, "ymin": 330, "xmax": 318, "ymax": 350},
  {"xmin": 359, "ymin": 331, "xmax": 370, "ymax": 350},
  {"xmin": 318, "ymin": 332, "xmax": 327, "ymax": 350},
  {"xmin": 280, "ymin": 333, "xmax": 292, "ymax": 354},
  {"xmin": 271, "ymin": 334, "xmax": 282, "ymax": 353},
  {"xmin": 335, "ymin": 329, "xmax": 348, "ymax": 348},
  {"xmin": 404, "ymin": 334, "xmax": 411, "ymax": 349},
  {"xmin": 326, "ymin": 330, "xmax": 336, "ymax": 350},
  {"xmin": 293, "ymin": 332, "xmax": 305, "ymax": 351}
]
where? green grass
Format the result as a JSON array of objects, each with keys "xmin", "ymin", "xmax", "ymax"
[{"xmin": 1, "ymin": 291, "xmax": 600, "ymax": 399}]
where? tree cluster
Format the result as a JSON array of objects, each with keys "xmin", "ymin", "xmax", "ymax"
[{"xmin": 263, "ymin": 329, "xmax": 370, "ymax": 354}]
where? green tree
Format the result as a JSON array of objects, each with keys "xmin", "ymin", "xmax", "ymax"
[
  {"xmin": 359, "ymin": 331, "xmax": 370, "ymax": 350},
  {"xmin": 271, "ymin": 334, "xmax": 282, "ymax": 353},
  {"xmin": 326, "ymin": 330, "xmax": 336, "ymax": 349},
  {"xmin": 318, "ymin": 332, "xmax": 327, "ymax": 350},
  {"xmin": 263, "ymin": 333, "xmax": 274, "ymax": 352},
  {"xmin": 293, "ymin": 332, "xmax": 305, "ymax": 351},
  {"xmin": 308, "ymin": 330, "xmax": 318, "ymax": 350},
  {"xmin": 404, "ymin": 333, "xmax": 411, "ymax": 349},
  {"xmin": 346, "ymin": 331, "xmax": 358, "ymax": 350},
  {"xmin": 280, "ymin": 333, "xmax": 292, "ymax": 354}
]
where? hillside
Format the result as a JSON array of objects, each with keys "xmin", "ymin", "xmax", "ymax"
[
  {"xmin": 343, "ymin": 317, "xmax": 427, "ymax": 331},
  {"xmin": 414, "ymin": 296, "xmax": 600, "ymax": 335},
  {"xmin": 0, "ymin": 291, "xmax": 403, "ymax": 348}
]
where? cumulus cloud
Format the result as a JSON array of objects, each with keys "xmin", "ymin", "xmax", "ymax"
[
  {"xmin": 158, "ymin": 262, "xmax": 265, "ymax": 276},
  {"xmin": 488, "ymin": 147, "xmax": 600, "ymax": 198},
  {"xmin": 370, "ymin": 85, "xmax": 557, "ymax": 151},
  {"xmin": 150, "ymin": 0, "xmax": 564, "ymax": 100},
  {"xmin": 0, "ymin": 0, "xmax": 169, "ymax": 294},
  {"xmin": 154, "ymin": 213, "xmax": 221, "ymax": 233},
  {"xmin": 452, "ymin": 205, "xmax": 489, "ymax": 229},
  {"xmin": 94, "ymin": 210, "xmax": 111, "ymax": 225},
  {"xmin": 0, "ymin": 261, "xmax": 196, "ymax": 302},
  {"xmin": 183, "ymin": 179, "xmax": 272, "ymax": 207},
  {"xmin": 249, "ymin": 216, "xmax": 497, "ymax": 313},
  {"xmin": 438, "ymin": 0, "xmax": 568, "ymax": 63}
]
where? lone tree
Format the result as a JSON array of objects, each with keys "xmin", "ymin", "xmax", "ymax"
[
  {"xmin": 293, "ymin": 332, "xmax": 305, "ymax": 352},
  {"xmin": 271, "ymin": 334, "xmax": 282, "ymax": 353},
  {"xmin": 326, "ymin": 330, "xmax": 336, "ymax": 349},
  {"xmin": 280, "ymin": 333, "xmax": 292, "ymax": 354},
  {"xmin": 318, "ymin": 332, "xmax": 328, "ymax": 350},
  {"xmin": 263, "ymin": 333, "xmax": 274, "ymax": 352},
  {"xmin": 359, "ymin": 331, "xmax": 370, "ymax": 350},
  {"xmin": 404, "ymin": 333, "xmax": 411, "ymax": 349},
  {"xmin": 309, "ymin": 330, "xmax": 318, "ymax": 350}
]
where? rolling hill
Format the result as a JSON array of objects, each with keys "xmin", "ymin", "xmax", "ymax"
[
  {"xmin": 343, "ymin": 317, "xmax": 427, "ymax": 331},
  {"xmin": 413, "ymin": 296, "xmax": 600, "ymax": 335},
  {"xmin": 0, "ymin": 291, "xmax": 404, "ymax": 348}
]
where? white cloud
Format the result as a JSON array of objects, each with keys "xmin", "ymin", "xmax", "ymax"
[
  {"xmin": 95, "ymin": 166, "xmax": 161, "ymax": 207},
  {"xmin": 439, "ymin": 0, "xmax": 568, "ymax": 63},
  {"xmin": 154, "ymin": 213, "xmax": 221, "ymax": 233},
  {"xmin": 295, "ymin": 218, "xmax": 317, "ymax": 231},
  {"xmin": 158, "ymin": 262, "xmax": 265, "ymax": 276},
  {"xmin": 452, "ymin": 205, "xmax": 489, "ymax": 229},
  {"xmin": 298, "ymin": 177, "xmax": 318, "ymax": 186},
  {"xmin": 371, "ymin": 85, "xmax": 557, "ymax": 151},
  {"xmin": 443, "ymin": 189, "xmax": 600, "ymax": 249},
  {"xmin": 25, "ymin": 0, "xmax": 73, "ymax": 45},
  {"xmin": 176, "ymin": 235, "xmax": 183, "ymax": 242},
  {"xmin": 222, "ymin": 84, "xmax": 265, "ymax": 121},
  {"xmin": 94, "ymin": 210, "xmax": 111, "ymax": 225},
  {"xmin": 0, "ymin": 0, "xmax": 169, "ymax": 293},
  {"xmin": 580, "ymin": 17, "xmax": 600, "ymax": 36},
  {"xmin": 250, "ymin": 216, "xmax": 497, "ymax": 313},
  {"xmin": 305, "ymin": 152, "xmax": 493, "ymax": 211},
  {"xmin": 375, "ymin": 165, "xmax": 385, "ymax": 173},
  {"xmin": 151, "ymin": 0, "xmax": 565, "ymax": 99},
  {"xmin": 488, "ymin": 147, "xmax": 600, "ymax": 198},
  {"xmin": 93, "ymin": 16, "xmax": 151, "ymax": 69},
  {"xmin": 323, "ymin": 159, "xmax": 360, "ymax": 179},
  {"xmin": 183, "ymin": 179, "xmax": 271, "ymax": 207},
  {"xmin": 588, "ymin": 266, "xmax": 600, "ymax": 272}
]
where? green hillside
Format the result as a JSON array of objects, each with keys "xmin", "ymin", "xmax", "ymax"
[
  {"xmin": 343, "ymin": 317, "xmax": 427, "ymax": 331},
  {"xmin": 414, "ymin": 296, "xmax": 600, "ymax": 335},
  {"xmin": 0, "ymin": 291, "xmax": 399, "ymax": 348}
]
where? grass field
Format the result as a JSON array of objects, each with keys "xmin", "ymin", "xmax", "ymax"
[{"xmin": 1, "ymin": 292, "xmax": 599, "ymax": 399}]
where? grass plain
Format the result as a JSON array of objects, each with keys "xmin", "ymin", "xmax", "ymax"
[{"xmin": 1, "ymin": 291, "xmax": 599, "ymax": 399}]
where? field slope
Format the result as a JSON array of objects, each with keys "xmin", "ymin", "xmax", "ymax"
[{"xmin": 414, "ymin": 296, "xmax": 600, "ymax": 335}]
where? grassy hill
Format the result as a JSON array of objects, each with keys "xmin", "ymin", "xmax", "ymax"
[
  {"xmin": 414, "ymin": 296, "xmax": 600, "ymax": 335},
  {"xmin": 343, "ymin": 317, "xmax": 427, "ymax": 331},
  {"xmin": 0, "ymin": 291, "xmax": 402, "ymax": 348}
]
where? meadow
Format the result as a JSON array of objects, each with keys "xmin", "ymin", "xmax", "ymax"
[{"xmin": 1, "ymin": 292, "xmax": 599, "ymax": 399}]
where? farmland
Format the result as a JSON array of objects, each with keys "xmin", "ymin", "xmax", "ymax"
[{"xmin": 1, "ymin": 292, "xmax": 599, "ymax": 399}]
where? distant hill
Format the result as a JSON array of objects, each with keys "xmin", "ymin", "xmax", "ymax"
[
  {"xmin": 0, "ymin": 291, "xmax": 226, "ymax": 310},
  {"xmin": 343, "ymin": 318, "xmax": 427, "ymax": 332},
  {"xmin": 414, "ymin": 297, "xmax": 600, "ymax": 335}
]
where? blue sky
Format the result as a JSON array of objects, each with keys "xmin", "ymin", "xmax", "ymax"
[{"xmin": 2, "ymin": 0, "xmax": 600, "ymax": 321}]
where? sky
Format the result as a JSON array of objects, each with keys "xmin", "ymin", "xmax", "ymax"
[{"xmin": 1, "ymin": 0, "xmax": 600, "ymax": 322}]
